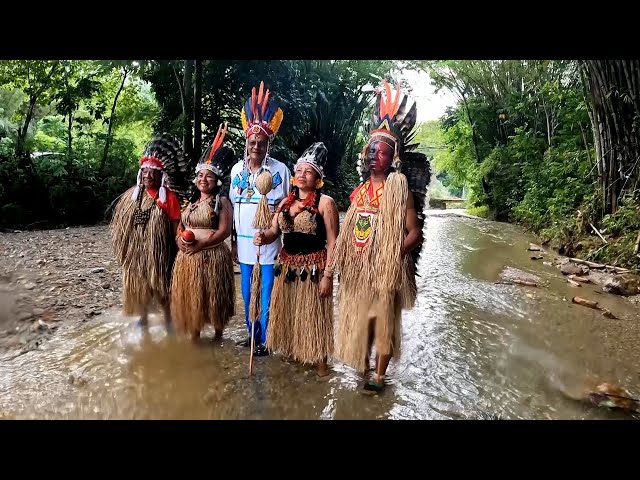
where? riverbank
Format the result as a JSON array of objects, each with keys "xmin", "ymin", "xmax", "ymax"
[
  {"xmin": 453, "ymin": 206, "xmax": 640, "ymax": 295},
  {"xmin": 0, "ymin": 225, "xmax": 238, "ymax": 356},
  {"xmin": 461, "ymin": 204, "xmax": 640, "ymax": 273}
]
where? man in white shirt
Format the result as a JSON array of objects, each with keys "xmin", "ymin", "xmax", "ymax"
[{"xmin": 230, "ymin": 81, "xmax": 291, "ymax": 357}]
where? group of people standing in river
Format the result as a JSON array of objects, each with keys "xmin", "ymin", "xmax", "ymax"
[{"xmin": 109, "ymin": 79, "xmax": 430, "ymax": 394}]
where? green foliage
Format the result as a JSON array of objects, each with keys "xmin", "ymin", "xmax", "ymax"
[
  {"xmin": 588, "ymin": 232, "xmax": 638, "ymax": 269},
  {"xmin": 411, "ymin": 60, "xmax": 639, "ymax": 265},
  {"xmin": 33, "ymin": 116, "xmax": 67, "ymax": 151},
  {"xmin": 424, "ymin": 61, "xmax": 595, "ymax": 223},
  {"xmin": 0, "ymin": 59, "xmax": 399, "ymax": 229},
  {"xmin": 514, "ymin": 146, "xmax": 592, "ymax": 231},
  {"xmin": 601, "ymin": 196, "xmax": 640, "ymax": 236},
  {"xmin": 467, "ymin": 205, "xmax": 491, "ymax": 218},
  {"xmin": 414, "ymin": 120, "xmax": 446, "ymax": 157},
  {"xmin": 0, "ymin": 137, "xmax": 14, "ymax": 156},
  {"xmin": 0, "ymin": 60, "xmax": 156, "ymax": 229}
]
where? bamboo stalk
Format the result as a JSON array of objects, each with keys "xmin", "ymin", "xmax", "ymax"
[{"xmin": 249, "ymin": 319, "xmax": 255, "ymax": 375}]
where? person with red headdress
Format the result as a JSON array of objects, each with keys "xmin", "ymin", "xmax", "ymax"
[
  {"xmin": 170, "ymin": 124, "xmax": 236, "ymax": 342},
  {"xmin": 110, "ymin": 134, "xmax": 186, "ymax": 330},
  {"xmin": 229, "ymin": 81, "xmax": 291, "ymax": 357},
  {"xmin": 328, "ymin": 81, "xmax": 431, "ymax": 394}
]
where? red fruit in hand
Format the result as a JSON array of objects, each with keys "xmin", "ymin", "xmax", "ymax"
[{"xmin": 181, "ymin": 229, "xmax": 195, "ymax": 243}]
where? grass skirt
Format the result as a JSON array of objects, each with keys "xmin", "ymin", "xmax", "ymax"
[{"xmin": 266, "ymin": 249, "xmax": 333, "ymax": 364}]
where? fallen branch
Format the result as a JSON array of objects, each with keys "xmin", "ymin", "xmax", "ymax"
[
  {"xmin": 24, "ymin": 220, "xmax": 49, "ymax": 230},
  {"xmin": 496, "ymin": 279, "xmax": 538, "ymax": 287},
  {"xmin": 604, "ymin": 265, "xmax": 631, "ymax": 274},
  {"xmin": 568, "ymin": 257, "xmax": 630, "ymax": 273},
  {"xmin": 569, "ymin": 258, "xmax": 605, "ymax": 268},
  {"xmin": 571, "ymin": 296, "xmax": 599, "ymax": 309},
  {"xmin": 567, "ymin": 278, "xmax": 581, "ymax": 287},
  {"xmin": 589, "ymin": 222, "xmax": 608, "ymax": 244},
  {"xmin": 568, "ymin": 274, "xmax": 590, "ymax": 284}
]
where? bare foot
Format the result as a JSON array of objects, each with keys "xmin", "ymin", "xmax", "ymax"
[{"xmin": 316, "ymin": 361, "xmax": 331, "ymax": 380}]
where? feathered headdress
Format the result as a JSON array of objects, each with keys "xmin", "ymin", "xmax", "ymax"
[
  {"xmin": 294, "ymin": 142, "xmax": 328, "ymax": 178},
  {"xmin": 194, "ymin": 122, "xmax": 235, "ymax": 186},
  {"xmin": 132, "ymin": 133, "xmax": 186, "ymax": 204},
  {"xmin": 240, "ymin": 81, "xmax": 283, "ymax": 141},
  {"xmin": 357, "ymin": 81, "xmax": 431, "ymax": 272},
  {"xmin": 357, "ymin": 80, "xmax": 419, "ymax": 177}
]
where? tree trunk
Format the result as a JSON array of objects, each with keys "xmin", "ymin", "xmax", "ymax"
[
  {"xmin": 15, "ymin": 61, "xmax": 60, "ymax": 163},
  {"xmin": 194, "ymin": 59, "xmax": 202, "ymax": 161},
  {"xmin": 579, "ymin": 122, "xmax": 592, "ymax": 167},
  {"xmin": 580, "ymin": 60, "xmax": 640, "ymax": 215},
  {"xmin": 541, "ymin": 95, "xmax": 551, "ymax": 148},
  {"xmin": 458, "ymin": 88, "xmax": 488, "ymax": 196},
  {"xmin": 100, "ymin": 67, "xmax": 129, "ymax": 174},
  {"xmin": 182, "ymin": 60, "xmax": 194, "ymax": 168},
  {"xmin": 67, "ymin": 111, "xmax": 73, "ymax": 158}
]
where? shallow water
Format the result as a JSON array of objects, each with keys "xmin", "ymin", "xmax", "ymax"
[{"xmin": 1, "ymin": 213, "xmax": 639, "ymax": 419}]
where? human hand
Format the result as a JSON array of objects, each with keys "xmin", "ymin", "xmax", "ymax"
[
  {"xmin": 319, "ymin": 275, "xmax": 333, "ymax": 298},
  {"xmin": 253, "ymin": 231, "xmax": 266, "ymax": 247},
  {"xmin": 184, "ymin": 240, "xmax": 203, "ymax": 255}
]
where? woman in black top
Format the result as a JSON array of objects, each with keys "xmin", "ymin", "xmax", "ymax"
[{"xmin": 254, "ymin": 143, "xmax": 339, "ymax": 379}]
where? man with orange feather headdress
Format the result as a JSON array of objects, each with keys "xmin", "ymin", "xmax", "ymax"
[{"xmin": 328, "ymin": 80, "xmax": 431, "ymax": 394}]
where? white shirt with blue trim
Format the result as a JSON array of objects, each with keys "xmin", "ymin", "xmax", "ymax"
[{"xmin": 229, "ymin": 157, "xmax": 291, "ymax": 265}]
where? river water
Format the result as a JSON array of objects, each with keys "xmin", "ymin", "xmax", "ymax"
[{"xmin": 1, "ymin": 211, "xmax": 639, "ymax": 419}]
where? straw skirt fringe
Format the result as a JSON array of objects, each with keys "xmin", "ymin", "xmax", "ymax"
[
  {"xmin": 331, "ymin": 174, "xmax": 415, "ymax": 372},
  {"xmin": 170, "ymin": 243, "xmax": 235, "ymax": 334},
  {"xmin": 110, "ymin": 187, "xmax": 173, "ymax": 316},
  {"xmin": 266, "ymin": 254, "xmax": 333, "ymax": 364}
]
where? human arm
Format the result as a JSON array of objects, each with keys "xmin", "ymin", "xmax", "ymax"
[
  {"xmin": 228, "ymin": 166, "xmax": 239, "ymax": 262},
  {"xmin": 253, "ymin": 197, "xmax": 285, "ymax": 246},
  {"xmin": 402, "ymin": 192, "xmax": 422, "ymax": 257},
  {"xmin": 163, "ymin": 191, "xmax": 182, "ymax": 246},
  {"xmin": 319, "ymin": 195, "xmax": 340, "ymax": 298},
  {"xmin": 183, "ymin": 197, "xmax": 233, "ymax": 255}
]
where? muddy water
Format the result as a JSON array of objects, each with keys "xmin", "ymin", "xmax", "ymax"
[{"xmin": 1, "ymin": 212, "xmax": 640, "ymax": 420}]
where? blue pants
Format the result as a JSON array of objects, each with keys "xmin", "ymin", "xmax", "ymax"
[{"xmin": 240, "ymin": 262, "xmax": 275, "ymax": 345}]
